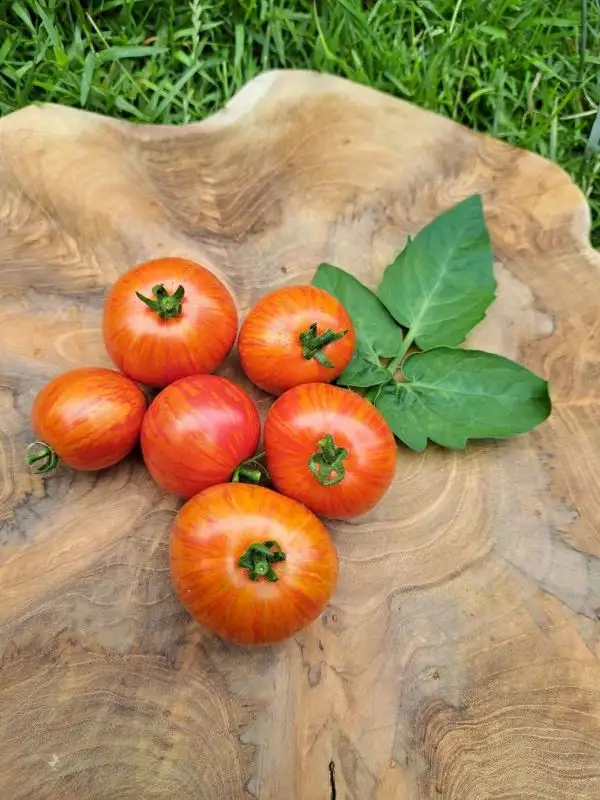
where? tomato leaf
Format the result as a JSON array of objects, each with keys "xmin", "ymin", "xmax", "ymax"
[
  {"xmin": 378, "ymin": 195, "xmax": 496, "ymax": 349},
  {"xmin": 313, "ymin": 263, "xmax": 401, "ymax": 387},
  {"xmin": 313, "ymin": 263, "xmax": 400, "ymax": 354},
  {"xmin": 374, "ymin": 347, "xmax": 551, "ymax": 451},
  {"xmin": 337, "ymin": 341, "xmax": 393, "ymax": 387}
]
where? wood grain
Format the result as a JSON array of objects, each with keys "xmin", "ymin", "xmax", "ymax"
[{"xmin": 1, "ymin": 69, "xmax": 600, "ymax": 799}]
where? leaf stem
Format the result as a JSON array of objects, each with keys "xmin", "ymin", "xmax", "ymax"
[
  {"xmin": 387, "ymin": 330, "xmax": 416, "ymax": 376},
  {"xmin": 364, "ymin": 384, "xmax": 385, "ymax": 405}
]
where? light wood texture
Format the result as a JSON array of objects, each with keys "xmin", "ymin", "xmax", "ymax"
[{"xmin": 1, "ymin": 70, "xmax": 600, "ymax": 800}]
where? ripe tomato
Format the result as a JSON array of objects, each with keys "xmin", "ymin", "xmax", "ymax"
[
  {"xmin": 28, "ymin": 367, "xmax": 146, "ymax": 472},
  {"xmin": 238, "ymin": 285, "xmax": 356, "ymax": 395},
  {"xmin": 170, "ymin": 483, "xmax": 339, "ymax": 645},
  {"xmin": 141, "ymin": 374, "xmax": 261, "ymax": 497},
  {"xmin": 264, "ymin": 383, "xmax": 397, "ymax": 519},
  {"xmin": 103, "ymin": 257, "xmax": 238, "ymax": 388}
]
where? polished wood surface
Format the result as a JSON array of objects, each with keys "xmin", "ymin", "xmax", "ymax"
[{"xmin": 1, "ymin": 70, "xmax": 600, "ymax": 799}]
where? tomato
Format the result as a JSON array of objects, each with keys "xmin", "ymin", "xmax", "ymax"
[
  {"xmin": 264, "ymin": 383, "xmax": 397, "ymax": 519},
  {"xmin": 238, "ymin": 285, "xmax": 356, "ymax": 395},
  {"xmin": 28, "ymin": 367, "xmax": 146, "ymax": 472},
  {"xmin": 141, "ymin": 374, "xmax": 261, "ymax": 497},
  {"xmin": 170, "ymin": 483, "xmax": 339, "ymax": 645},
  {"xmin": 103, "ymin": 257, "xmax": 238, "ymax": 388}
]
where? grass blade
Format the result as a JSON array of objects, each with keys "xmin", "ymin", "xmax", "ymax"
[
  {"xmin": 33, "ymin": 1, "xmax": 61, "ymax": 51},
  {"xmin": 585, "ymin": 105, "xmax": 600, "ymax": 157},
  {"xmin": 80, "ymin": 50, "xmax": 95, "ymax": 106},
  {"xmin": 11, "ymin": 2, "xmax": 35, "ymax": 34},
  {"xmin": 96, "ymin": 45, "xmax": 168, "ymax": 63}
]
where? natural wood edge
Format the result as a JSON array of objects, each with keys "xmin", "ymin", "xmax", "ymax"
[{"xmin": 0, "ymin": 69, "xmax": 595, "ymax": 259}]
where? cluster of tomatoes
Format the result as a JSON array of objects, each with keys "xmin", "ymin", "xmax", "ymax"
[{"xmin": 28, "ymin": 257, "xmax": 397, "ymax": 646}]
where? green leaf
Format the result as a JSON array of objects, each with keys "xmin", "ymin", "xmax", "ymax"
[
  {"xmin": 313, "ymin": 263, "xmax": 401, "ymax": 387},
  {"xmin": 314, "ymin": 263, "xmax": 400, "ymax": 354},
  {"xmin": 375, "ymin": 347, "xmax": 551, "ymax": 451},
  {"xmin": 33, "ymin": 1, "xmax": 61, "ymax": 50},
  {"xmin": 80, "ymin": 51, "xmax": 95, "ymax": 106},
  {"xmin": 96, "ymin": 45, "xmax": 168, "ymax": 64},
  {"xmin": 378, "ymin": 195, "xmax": 496, "ymax": 349},
  {"xmin": 337, "ymin": 340, "xmax": 392, "ymax": 388},
  {"xmin": 12, "ymin": 3, "xmax": 35, "ymax": 34},
  {"xmin": 114, "ymin": 96, "xmax": 146, "ymax": 120}
]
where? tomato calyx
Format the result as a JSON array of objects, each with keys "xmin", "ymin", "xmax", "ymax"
[
  {"xmin": 308, "ymin": 433, "xmax": 349, "ymax": 487},
  {"xmin": 238, "ymin": 540, "xmax": 286, "ymax": 582},
  {"xmin": 299, "ymin": 322, "xmax": 348, "ymax": 368},
  {"xmin": 136, "ymin": 284, "xmax": 185, "ymax": 319},
  {"xmin": 25, "ymin": 441, "xmax": 59, "ymax": 474}
]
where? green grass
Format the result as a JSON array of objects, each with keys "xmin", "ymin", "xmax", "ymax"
[{"xmin": 0, "ymin": 0, "xmax": 599, "ymax": 244}]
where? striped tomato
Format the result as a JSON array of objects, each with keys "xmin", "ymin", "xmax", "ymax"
[
  {"xmin": 238, "ymin": 285, "xmax": 355, "ymax": 395},
  {"xmin": 264, "ymin": 382, "xmax": 397, "ymax": 519},
  {"xmin": 28, "ymin": 367, "xmax": 146, "ymax": 473},
  {"xmin": 170, "ymin": 483, "xmax": 339, "ymax": 645},
  {"xmin": 103, "ymin": 257, "xmax": 238, "ymax": 388},
  {"xmin": 141, "ymin": 374, "xmax": 261, "ymax": 497}
]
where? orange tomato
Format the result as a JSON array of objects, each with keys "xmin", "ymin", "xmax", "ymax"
[
  {"xmin": 141, "ymin": 374, "xmax": 261, "ymax": 497},
  {"xmin": 238, "ymin": 285, "xmax": 355, "ymax": 395},
  {"xmin": 103, "ymin": 257, "xmax": 238, "ymax": 388},
  {"xmin": 170, "ymin": 483, "xmax": 339, "ymax": 645},
  {"xmin": 264, "ymin": 383, "xmax": 397, "ymax": 519},
  {"xmin": 28, "ymin": 368, "xmax": 146, "ymax": 472}
]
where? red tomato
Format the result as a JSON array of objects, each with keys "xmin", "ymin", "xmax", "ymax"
[
  {"xmin": 28, "ymin": 367, "xmax": 146, "ymax": 472},
  {"xmin": 170, "ymin": 483, "xmax": 339, "ymax": 645},
  {"xmin": 238, "ymin": 285, "xmax": 356, "ymax": 395},
  {"xmin": 103, "ymin": 257, "xmax": 238, "ymax": 388},
  {"xmin": 141, "ymin": 374, "xmax": 261, "ymax": 497},
  {"xmin": 264, "ymin": 383, "xmax": 397, "ymax": 519}
]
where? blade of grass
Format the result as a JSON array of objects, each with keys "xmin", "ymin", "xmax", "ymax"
[
  {"xmin": 95, "ymin": 45, "xmax": 168, "ymax": 63},
  {"xmin": 585, "ymin": 105, "xmax": 600, "ymax": 155},
  {"xmin": 79, "ymin": 50, "xmax": 95, "ymax": 106}
]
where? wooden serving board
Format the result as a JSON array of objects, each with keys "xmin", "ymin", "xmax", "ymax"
[{"xmin": 1, "ymin": 70, "xmax": 600, "ymax": 800}]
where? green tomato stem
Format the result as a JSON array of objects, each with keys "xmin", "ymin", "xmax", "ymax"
[
  {"xmin": 232, "ymin": 465, "xmax": 263, "ymax": 484},
  {"xmin": 308, "ymin": 433, "xmax": 349, "ymax": 487},
  {"xmin": 25, "ymin": 441, "xmax": 59, "ymax": 474},
  {"xmin": 136, "ymin": 284, "xmax": 185, "ymax": 319},
  {"xmin": 231, "ymin": 455, "xmax": 270, "ymax": 486},
  {"xmin": 238, "ymin": 540, "xmax": 286, "ymax": 582},
  {"xmin": 299, "ymin": 322, "xmax": 348, "ymax": 368}
]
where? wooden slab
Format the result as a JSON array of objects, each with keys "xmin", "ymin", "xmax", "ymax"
[{"xmin": 1, "ymin": 70, "xmax": 600, "ymax": 800}]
